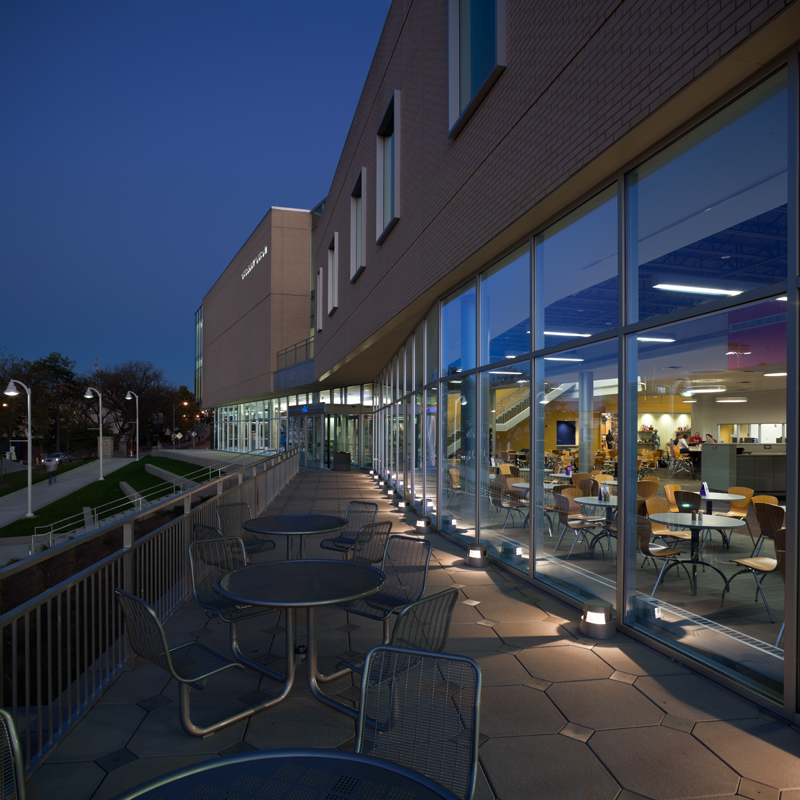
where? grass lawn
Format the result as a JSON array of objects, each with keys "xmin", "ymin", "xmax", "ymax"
[
  {"xmin": 0, "ymin": 460, "xmax": 96, "ymax": 499},
  {"xmin": 0, "ymin": 457, "xmax": 202, "ymax": 540}
]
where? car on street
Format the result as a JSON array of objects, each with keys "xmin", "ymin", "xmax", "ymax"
[{"xmin": 43, "ymin": 452, "xmax": 73, "ymax": 466}]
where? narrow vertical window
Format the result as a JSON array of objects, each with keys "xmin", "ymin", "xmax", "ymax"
[
  {"xmin": 327, "ymin": 233, "xmax": 338, "ymax": 315},
  {"xmin": 316, "ymin": 267, "xmax": 323, "ymax": 331},
  {"xmin": 376, "ymin": 91, "xmax": 400, "ymax": 243},
  {"xmin": 350, "ymin": 169, "xmax": 366, "ymax": 281},
  {"xmin": 448, "ymin": 0, "xmax": 506, "ymax": 137}
]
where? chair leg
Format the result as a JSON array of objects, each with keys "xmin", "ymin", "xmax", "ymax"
[
  {"xmin": 777, "ymin": 621, "xmax": 785, "ymax": 647},
  {"xmin": 229, "ymin": 618, "xmax": 286, "ymax": 683}
]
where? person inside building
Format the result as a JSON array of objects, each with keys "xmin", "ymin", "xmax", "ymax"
[
  {"xmin": 705, "ymin": 433, "xmax": 717, "ymax": 443},
  {"xmin": 689, "ymin": 431, "xmax": 703, "ymax": 444}
]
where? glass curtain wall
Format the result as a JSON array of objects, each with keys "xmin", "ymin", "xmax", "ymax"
[{"xmin": 361, "ymin": 64, "xmax": 796, "ymax": 708}]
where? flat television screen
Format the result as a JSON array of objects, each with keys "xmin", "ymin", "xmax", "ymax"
[{"xmin": 556, "ymin": 420, "xmax": 576, "ymax": 446}]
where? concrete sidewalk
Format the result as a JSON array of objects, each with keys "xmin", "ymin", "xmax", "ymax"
[{"xmin": 24, "ymin": 467, "xmax": 800, "ymax": 800}]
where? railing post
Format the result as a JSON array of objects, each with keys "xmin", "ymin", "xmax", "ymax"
[{"xmin": 123, "ymin": 521, "xmax": 134, "ymax": 594}]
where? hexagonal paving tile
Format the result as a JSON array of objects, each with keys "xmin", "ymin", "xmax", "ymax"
[
  {"xmin": 517, "ymin": 644, "xmax": 614, "ymax": 683},
  {"xmin": 478, "ymin": 685, "xmax": 565, "ymax": 737},
  {"xmin": 635, "ymin": 674, "xmax": 759, "ymax": 721},
  {"xmin": 446, "ymin": 622, "xmax": 503, "ymax": 652},
  {"xmin": 590, "ymin": 726, "xmax": 740, "ymax": 799},
  {"xmin": 592, "ymin": 640, "xmax": 691, "ymax": 676},
  {"xmin": 244, "ymin": 697, "xmax": 355, "ymax": 750},
  {"xmin": 481, "ymin": 735, "xmax": 620, "ymax": 799},
  {"xmin": 470, "ymin": 652, "xmax": 531, "ymax": 687},
  {"xmin": 547, "ymin": 679, "xmax": 664, "ymax": 730},
  {"xmin": 693, "ymin": 718, "xmax": 800, "ymax": 790},
  {"xmin": 493, "ymin": 620, "xmax": 574, "ymax": 649}
]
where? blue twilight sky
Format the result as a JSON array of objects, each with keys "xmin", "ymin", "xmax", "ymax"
[{"xmin": 0, "ymin": 1, "xmax": 390, "ymax": 390}]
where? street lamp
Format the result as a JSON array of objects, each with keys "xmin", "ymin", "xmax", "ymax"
[
  {"xmin": 84, "ymin": 386, "xmax": 104, "ymax": 480},
  {"xmin": 172, "ymin": 401, "xmax": 188, "ymax": 449},
  {"xmin": 3, "ymin": 379, "xmax": 34, "ymax": 518},
  {"xmin": 125, "ymin": 391, "xmax": 139, "ymax": 461}
]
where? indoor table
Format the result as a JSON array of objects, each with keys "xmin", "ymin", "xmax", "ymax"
[
  {"xmin": 576, "ymin": 495, "xmax": 618, "ymax": 559},
  {"xmin": 216, "ymin": 560, "xmax": 385, "ymax": 718},
  {"xmin": 649, "ymin": 512, "xmax": 745, "ymax": 596},
  {"xmin": 700, "ymin": 491, "xmax": 745, "ymax": 516},
  {"xmin": 243, "ymin": 514, "xmax": 347, "ymax": 559},
  {"xmin": 112, "ymin": 748, "xmax": 460, "ymax": 800}
]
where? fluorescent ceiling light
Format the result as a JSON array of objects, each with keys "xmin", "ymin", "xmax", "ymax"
[
  {"xmin": 505, "ymin": 355, "xmax": 516, "ymax": 359},
  {"xmin": 684, "ymin": 399, "xmax": 697, "ymax": 403},
  {"xmin": 716, "ymin": 397, "xmax": 747, "ymax": 403},
  {"xmin": 726, "ymin": 350, "xmax": 751, "ymax": 355},
  {"xmin": 681, "ymin": 387, "xmax": 726, "ymax": 395},
  {"xmin": 777, "ymin": 297, "xmax": 787, "ymax": 301},
  {"xmin": 544, "ymin": 331, "xmax": 591, "ymax": 337},
  {"xmin": 544, "ymin": 357, "xmax": 584, "ymax": 362},
  {"xmin": 653, "ymin": 284, "xmax": 742, "ymax": 296},
  {"xmin": 488, "ymin": 371, "xmax": 522, "ymax": 375},
  {"xmin": 637, "ymin": 337, "xmax": 675, "ymax": 343},
  {"xmin": 764, "ymin": 372, "xmax": 787, "ymax": 377}
]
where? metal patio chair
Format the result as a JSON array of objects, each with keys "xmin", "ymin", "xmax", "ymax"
[
  {"xmin": 189, "ymin": 537, "xmax": 281, "ymax": 679},
  {"xmin": 115, "ymin": 588, "xmax": 269, "ymax": 737},
  {"xmin": 216, "ymin": 502, "xmax": 276, "ymax": 557},
  {"xmin": 338, "ymin": 587, "xmax": 459, "ymax": 675},
  {"xmin": 320, "ymin": 500, "xmax": 378, "ymax": 557},
  {"xmin": 0, "ymin": 708, "xmax": 26, "ymax": 800},
  {"xmin": 343, "ymin": 535, "xmax": 431, "ymax": 642},
  {"xmin": 356, "ymin": 645, "xmax": 482, "ymax": 800},
  {"xmin": 192, "ymin": 522, "xmax": 222, "ymax": 542},
  {"xmin": 351, "ymin": 520, "xmax": 393, "ymax": 565}
]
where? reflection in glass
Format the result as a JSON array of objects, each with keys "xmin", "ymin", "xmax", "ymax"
[
  {"xmin": 479, "ymin": 363, "xmax": 531, "ymax": 568},
  {"xmin": 415, "ymin": 324, "xmax": 424, "ymax": 389},
  {"xmin": 535, "ymin": 185, "xmax": 617, "ymax": 345},
  {"xmin": 480, "ymin": 246, "xmax": 531, "ymax": 365},
  {"xmin": 627, "ymin": 70, "xmax": 787, "ymax": 322},
  {"xmin": 426, "ymin": 308, "xmax": 439, "ymax": 383},
  {"xmin": 413, "ymin": 393, "xmax": 424, "ymax": 511},
  {"xmin": 442, "ymin": 281, "xmax": 476, "ymax": 375},
  {"xmin": 441, "ymin": 374, "xmax": 476, "ymax": 544},
  {"xmin": 625, "ymin": 297, "xmax": 787, "ymax": 700},
  {"xmin": 533, "ymin": 339, "xmax": 618, "ymax": 603}
]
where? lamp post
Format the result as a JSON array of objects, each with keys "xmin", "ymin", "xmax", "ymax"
[
  {"xmin": 84, "ymin": 386, "xmax": 104, "ymax": 480},
  {"xmin": 172, "ymin": 401, "xmax": 188, "ymax": 449},
  {"xmin": 3, "ymin": 379, "xmax": 34, "ymax": 518},
  {"xmin": 125, "ymin": 390, "xmax": 139, "ymax": 461}
]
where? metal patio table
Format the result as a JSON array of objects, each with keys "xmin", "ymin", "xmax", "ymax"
[
  {"xmin": 112, "ymin": 748, "xmax": 460, "ymax": 800},
  {"xmin": 243, "ymin": 514, "xmax": 347, "ymax": 559},
  {"xmin": 649, "ymin": 512, "xmax": 745, "ymax": 596},
  {"xmin": 216, "ymin": 559, "xmax": 385, "ymax": 718}
]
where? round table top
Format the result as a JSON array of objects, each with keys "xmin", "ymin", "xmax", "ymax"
[
  {"xmin": 242, "ymin": 514, "xmax": 348, "ymax": 536},
  {"xmin": 552, "ymin": 473, "xmax": 572, "ymax": 479},
  {"xmin": 702, "ymin": 492, "xmax": 745, "ymax": 503},
  {"xmin": 216, "ymin": 560, "xmax": 386, "ymax": 608},
  {"xmin": 114, "ymin": 748, "xmax": 460, "ymax": 800},
  {"xmin": 576, "ymin": 496, "xmax": 617, "ymax": 507},
  {"xmin": 512, "ymin": 482, "xmax": 530, "ymax": 490},
  {"xmin": 649, "ymin": 512, "xmax": 746, "ymax": 530}
]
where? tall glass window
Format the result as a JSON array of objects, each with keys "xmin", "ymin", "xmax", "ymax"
[
  {"xmin": 426, "ymin": 308, "xmax": 439, "ymax": 383},
  {"xmin": 533, "ymin": 339, "xmax": 618, "ymax": 603},
  {"xmin": 425, "ymin": 387, "xmax": 439, "ymax": 524},
  {"xmin": 458, "ymin": 0, "xmax": 496, "ymax": 115},
  {"xmin": 441, "ymin": 374, "xmax": 476, "ymax": 543},
  {"xmin": 405, "ymin": 336, "xmax": 413, "ymax": 396},
  {"xmin": 624, "ymin": 296, "xmax": 787, "ymax": 701},
  {"xmin": 535, "ymin": 185, "xmax": 618, "ymax": 345},
  {"xmin": 627, "ymin": 69, "xmax": 788, "ymax": 322},
  {"xmin": 479, "ymin": 362, "xmax": 531, "ymax": 567},
  {"xmin": 442, "ymin": 281, "xmax": 476, "ymax": 376},
  {"xmin": 414, "ymin": 324, "xmax": 424, "ymax": 389},
  {"xmin": 480, "ymin": 246, "xmax": 531, "ymax": 365}
]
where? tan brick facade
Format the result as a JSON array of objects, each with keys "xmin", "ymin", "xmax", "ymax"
[
  {"xmin": 201, "ymin": 208, "xmax": 310, "ymax": 408},
  {"xmin": 312, "ymin": 0, "xmax": 799, "ymax": 386}
]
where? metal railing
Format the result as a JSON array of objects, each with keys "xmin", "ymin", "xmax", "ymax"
[
  {"xmin": 276, "ymin": 336, "xmax": 314, "ymax": 370},
  {"xmin": 0, "ymin": 449, "xmax": 300, "ymax": 777},
  {"xmin": 30, "ymin": 461, "xmax": 230, "ymax": 552}
]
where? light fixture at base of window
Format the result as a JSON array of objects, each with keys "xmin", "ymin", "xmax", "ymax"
[
  {"xmin": 579, "ymin": 600, "xmax": 615, "ymax": 640},
  {"xmin": 416, "ymin": 516, "xmax": 432, "ymax": 532},
  {"xmin": 466, "ymin": 543, "xmax": 488, "ymax": 568}
]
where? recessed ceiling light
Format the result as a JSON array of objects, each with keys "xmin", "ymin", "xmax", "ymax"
[
  {"xmin": 716, "ymin": 397, "xmax": 747, "ymax": 403},
  {"xmin": 653, "ymin": 284, "xmax": 742, "ymax": 296},
  {"xmin": 637, "ymin": 337, "xmax": 676, "ymax": 342},
  {"xmin": 764, "ymin": 372, "xmax": 787, "ymax": 377},
  {"xmin": 777, "ymin": 297, "xmax": 787, "ymax": 301},
  {"xmin": 684, "ymin": 399, "xmax": 697, "ymax": 403},
  {"xmin": 544, "ymin": 357, "xmax": 584, "ymax": 362},
  {"xmin": 543, "ymin": 331, "xmax": 591, "ymax": 337},
  {"xmin": 488, "ymin": 371, "xmax": 522, "ymax": 375},
  {"xmin": 681, "ymin": 387, "xmax": 726, "ymax": 395},
  {"xmin": 720, "ymin": 255, "xmax": 731, "ymax": 259}
]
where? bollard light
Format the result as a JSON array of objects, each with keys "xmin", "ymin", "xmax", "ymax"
[
  {"xmin": 466, "ymin": 542, "xmax": 488, "ymax": 568},
  {"xmin": 416, "ymin": 516, "xmax": 432, "ymax": 533},
  {"xmin": 579, "ymin": 600, "xmax": 615, "ymax": 640}
]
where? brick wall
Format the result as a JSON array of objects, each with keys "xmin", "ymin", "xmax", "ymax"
[{"xmin": 312, "ymin": 0, "xmax": 796, "ymax": 384}]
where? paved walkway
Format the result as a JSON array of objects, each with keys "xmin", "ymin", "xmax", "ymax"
[{"xmin": 25, "ymin": 469, "xmax": 800, "ymax": 800}]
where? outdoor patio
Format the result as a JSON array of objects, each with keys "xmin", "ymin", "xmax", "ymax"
[{"xmin": 25, "ymin": 469, "xmax": 800, "ymax": 800}]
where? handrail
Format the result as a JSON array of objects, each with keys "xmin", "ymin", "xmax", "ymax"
[
  {"xmin": 0, "ymin": 448, "xmax": 300, "ymax": 777},
  {"xmin": 27, "ymin": 449, "xmax": 278, "ymax": 554},
  {"xmin": 276, "ymin": 336, "xmax": 314, "ymax": 370}
]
